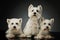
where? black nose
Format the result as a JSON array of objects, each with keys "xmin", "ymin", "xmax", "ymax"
[
  {"xmin": 13, "ymin": 26, "xmax": 16, "ymax": 28},
  {"xmin": 34, "ymin": 12, "xmax": 36, "ymax": 15},
  {"xmin": 46, "ymin": 26, "xmax": 49, "ymax": 29}
]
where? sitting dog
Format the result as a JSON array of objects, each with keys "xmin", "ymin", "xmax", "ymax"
[
  {"xmin": 23, "ymin": 4, "xmax": 43, "ymax": 37},
  {"xmin": 34, "ymin": 17, "xmax": 54, "ymax": 39},
  {"xmin": 6, "ymin": 18, "xmax": 25, "ymax": 38}
]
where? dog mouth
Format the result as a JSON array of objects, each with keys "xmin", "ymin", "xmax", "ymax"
[
  {"xmin": 12, "ymin": 28, "xmax": 17, "ymax": 30},
  {"xmin": 33, "ymin": 14, "xmax": 36, "ymax": 16},
  {"xmin": 44, "ymin": 28, "xmax": 49, "ymax": 31}
]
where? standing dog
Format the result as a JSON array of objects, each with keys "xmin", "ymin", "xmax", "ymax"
[{"xmin": 23, "ymin": 4, "xmax": 42, "ymax": 37}]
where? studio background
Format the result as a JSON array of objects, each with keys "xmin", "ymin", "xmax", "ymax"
[{"xmin": 0, "ymin": 0, "xmax": 60, "ymax": 33}]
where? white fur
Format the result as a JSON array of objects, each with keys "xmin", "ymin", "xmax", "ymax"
[
  {"xmin": 35, "ymin": 18, "xmax": 54, "ymax": 39},
  {"xmin": 28, "ymin": 4, "xmax": 42, "ymax": 19},
  {"xmin": 6, "ymin": 18, "xmax": 25, "ymax": 38},
  {"xmin": 23, "ymin": 4, "xmax": 42, "ymax": 37}
]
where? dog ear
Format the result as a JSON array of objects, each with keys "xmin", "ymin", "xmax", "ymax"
[
  {"xmin": 38, "ymin": 5, "xmax": 42, "ymax": 11},
  {"xmin": 50, "ymin": 18, "xmax": 54, "ymax": 24},
  {"xmin": 19, "ymin": 18, "xmax": 22, "ymax": 23},
  {"xmin": 7, "ymin": 19, "xmax": 10, "ymax": 23},
  {"xmin": 28, "ymin": 4, "xmax": 33, "ymax": 9}
]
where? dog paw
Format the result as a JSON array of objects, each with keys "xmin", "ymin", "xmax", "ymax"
[
  {"xmin": 19, "ymin": 34, "xmax": 26, "ymax": 37},
  {"xmin": 6, "ymin": 34, "xmax": 15, "ymax": 39},
  {"xmin": 34, "ymin": 36, "xmax": 39, "ymax": 39},
  {"xmin": 45, "ymin": 35, "xmax": 53, "ymax": 39},
  {"xmin": 34, "ymin": 36, "xmax": 43, "ymax": 39},
  {"xmin": 26, "ymin": 35, "xmax": 31, "ymax": 38}
]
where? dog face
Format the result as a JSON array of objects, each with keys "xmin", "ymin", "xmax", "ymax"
[
  {"xmin": 7, "ymin": 18, "xmax": 22, "ymax": 30},
  {"xmin": 40, "ymin": 18, "xmax": 54, "ymax": 31},
  {"xmin": 28, "ymin": 4, "xmax": 42, "ymax": 19}
]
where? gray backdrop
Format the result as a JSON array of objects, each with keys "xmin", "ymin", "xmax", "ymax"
[{"xmin": 0, "ymin": 0, "xmax": 60, "ymax": 32}]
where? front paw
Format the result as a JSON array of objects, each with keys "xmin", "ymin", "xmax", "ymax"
[
  {"xmin": 34, "ymin": 36, "xmax": 43, "ymax": 39},
  {"xmin": 45, "ymin": 35, "xmax": 54, "ymax": 39},
  {"xmin": 18, "ymin": 34, "xmax": 26, "ymax": 37},
  {"xmin": 27, "ymin": 35, "xmax": 31, "ymax": 38},
  {"xmin": 34, "ymin": 36, "xmax": 39, "ymax": 39},
  {"xmin": 6, "ymin": 34, "xmax": 15, "ymax": 39}
]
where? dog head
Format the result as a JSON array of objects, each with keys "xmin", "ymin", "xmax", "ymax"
[
  {"xmin": 7, "ymin": 18, "xmax": 22, "ymax": 31},
  {"xmin": 28, "ymin": 4, "xmax": 42, "ymax": 19},
  {"xmin": 40, "ymin": 18, "xmax": 54, "ymax": 31}
]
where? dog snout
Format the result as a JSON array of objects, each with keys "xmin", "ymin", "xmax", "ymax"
[
  {"xmin": 34, "ymin": 12, "xmax": 36, "ymax": 15},
  {"xmin": 13, "ymin": 26, "xmax": 16, "ymax": 28},
  {"xmin": 46, "ymin": 26, "xmax": 49, "ymax": 29}
]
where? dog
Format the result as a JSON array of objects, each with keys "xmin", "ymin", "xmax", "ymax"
[
  {"xmin": 34, "ymin": 17, "xmax": 54, "ymax": 39},
  {"xmin": 6, "ymin": 18, "xmax": 25, "ymax": 38},
  {"xmin": 23, "ymin": 4, "xmax": 43, "ymax": 37}
]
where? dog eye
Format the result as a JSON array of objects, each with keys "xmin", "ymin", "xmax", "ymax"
[
  {"xmin": 11, "ymin": 23, "xmax": 13, "ymax": 25},
  {"xmin": 32, "ymin": 10, "xmax": 34, "ymax": 12},
  {"xmin": 16, "ymin": 23, "xmax": 18, "ymax": 25},
  {"xmin": 36, "ymin": 10, "xmax": 39, "ymax": 12},
  {"xmin": 48, "ymin": 23, "xmax": 51, "ymax": 25},
  {"xmin": 44, "ymin": 23, "xmax": 46, "ymax": 25}
]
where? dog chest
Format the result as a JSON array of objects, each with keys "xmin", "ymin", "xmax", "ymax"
[
  {"xmin": 29, "ymin": 19, "xmax": 38, "ymax": 26},
  {"xmin": 41, "ymin": 30, "xmax": 49, "ymax": 35}
]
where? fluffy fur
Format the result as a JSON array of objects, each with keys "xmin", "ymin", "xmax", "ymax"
[
  {"xmin": 35, "ymin": 18, "xmax": 54, "ymax": 39},
  {"xmin": 23, "ymin": 4, "xmax": 42, "ymax": 37},
  {"xmin": 6, "ymin": 18, "xmax": 25, "ymax": 38}
]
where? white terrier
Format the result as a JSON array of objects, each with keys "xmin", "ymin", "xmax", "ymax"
[
  {"xmin": 35, "ymin": 18, "xmax": 54, "ymax": 39},
  {"xmin": 23, "ymin": 4, "xmax": 42, "ymax": 37},
  {"xmin": 6, "ymin": 18, "xmax": 24, "ymax": 38}
]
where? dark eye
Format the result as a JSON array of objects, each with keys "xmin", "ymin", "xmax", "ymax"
[
  {"xmin": 11, "ymin": 23, "xmax": 13, "ymax": 25},
  {"xmin": 48, "ymin": 23, "xmax": 51, "ymax": 25},
  {"xmin": 36, "ymin": 10, "xmax": 39, "ymax": 12},
  {"xmin": 44, "ymin": 23, "xmax": 46, "ymax": 25},
  {"xmin": 32, "ymin": 10, "xmax": 34, "ymax": 12},
  {"xmin": 16, "ymin": 23, "xmax": 18, "ymax": 25}
]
